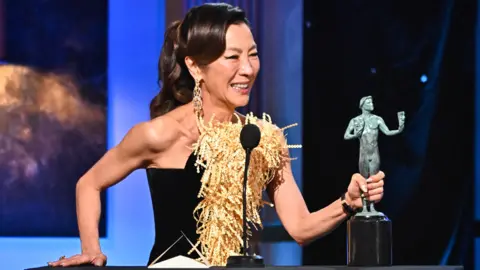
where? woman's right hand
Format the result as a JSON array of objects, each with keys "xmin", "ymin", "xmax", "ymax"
[{"xmin": 47, "ymin": 252, "xmax": 107, "ymax": 267}]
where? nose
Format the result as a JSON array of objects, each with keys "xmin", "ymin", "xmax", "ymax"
[{"xmin": 239, "ymin": 59, "xmax": 254, "ymax": 76}]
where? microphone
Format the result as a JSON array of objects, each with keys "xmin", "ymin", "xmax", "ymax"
[
  {"xmin": 240, "ymin": 124, "xmax": 261, "ymax": 254},
  {"xmin": 240, "ymin": 123, "xmax": 261, "ymax": 150},
  {"xmin": 226, "ymin": 124, "xmax": 265, "ymax": 268}
]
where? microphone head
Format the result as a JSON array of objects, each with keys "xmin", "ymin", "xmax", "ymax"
[{"xmin": 240, "ymin": 123, "xmax": 261, "ymax": 150}]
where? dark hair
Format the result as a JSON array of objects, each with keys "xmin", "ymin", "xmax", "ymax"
[{"xmin": 149, "ymin": 3, "xmax": 250, "ymax": 119}]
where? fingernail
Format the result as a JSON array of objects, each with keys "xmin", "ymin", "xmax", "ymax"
[
  {"xmin": 366, "ymin": 178, "xmax": 373, "ymax": 183},
  {"xmin": 361, "ymin": 185, "xmax": 367, "ymax": 192}
]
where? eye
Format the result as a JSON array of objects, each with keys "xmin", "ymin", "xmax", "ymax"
[
  {"xmin": 225, "ymin": 55, "xmax": 239, "ymax": 60},
  {"xmin": 249, "ymin": 52, "xmax": 259, "ymax": 57}
]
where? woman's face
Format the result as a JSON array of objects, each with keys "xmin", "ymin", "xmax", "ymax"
[{"xmin": 197, "ymin": 23, "xmax": 260, "ymax": 110}]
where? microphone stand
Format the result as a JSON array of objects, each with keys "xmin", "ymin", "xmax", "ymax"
[{"xmin": 226, "ymin": 147, "xmax": 265, "ymax": 268}]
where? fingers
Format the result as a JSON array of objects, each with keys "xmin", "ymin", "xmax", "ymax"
[
  {"xmin": 367, "ymin": 193, "xmax": 383, "ymax": 203},
  {"xmin": 346, "ymin": 171, "xmax": 385, "ymax": 206},
  {"xmin": 48, "ymin": 255, "xmax": 91, "ymax": 267},
  {"xmin": 367, "ymin": 180, "xmax": 384, "ymax": 190},
  {"xmin": 366, "ymin": 182, "xmax": 384, "ymax": 202},
  {"xmin": 367, "ymin": 171, "xmax": 385, "ymax": 183},
  {"xmin": 352, "ymin": 173, "xmax": 368, "ymax": 193},
  {"xmin": 48, "ymin": 257, "xmax": 66, "ymax": 267},
  {"xmin": 350, "ymin": 172, "xmax": 385, "ymax": 205},
  {"xmin": 366, "ymin": 187, "xmax": 383, "ymax": 196},
  {"xmin": 366, "ymin": 172, "xmax": 384, "ymax": 201}
]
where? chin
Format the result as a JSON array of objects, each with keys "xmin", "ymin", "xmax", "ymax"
[
  {"xmin": 226, "ymin": 94, "xmax": 250, "ymax": 109},
  {"xmin": 233, "ymin": 96, "xmax": 250, "ymax": 108}
]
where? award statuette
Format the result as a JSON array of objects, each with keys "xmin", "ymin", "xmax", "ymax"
[{"xmin": 343, "ymin": 96, "xmax": 405, "ymax": 266}]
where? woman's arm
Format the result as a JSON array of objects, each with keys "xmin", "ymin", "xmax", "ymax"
[
  {"xmin": 77, "ymin": 122, "xmax": 164, "ymax": 253},
  {"xmin": 49, "ymin": 119, "xmax": 169, "ymax": 267},
  {"xmin": 267, "ymin": 147, "xmax": 384, "ymax": 246}
]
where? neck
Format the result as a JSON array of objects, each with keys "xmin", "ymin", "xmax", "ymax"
[
  {"xmin": 202, "ymin": 105, "xmax": 236, "ymax": 123},
  {"xmin": 361, "ymin": 110, "xmax": 371, "ymax": 116},
  {"xmin": 197, "ymin": 90, "xmax": 239, "ymax": 123}
]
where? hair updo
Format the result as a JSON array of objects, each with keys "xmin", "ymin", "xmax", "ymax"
[{"xmin": 149, "ymin": 3, "xmax": 250, "ymax": 119}]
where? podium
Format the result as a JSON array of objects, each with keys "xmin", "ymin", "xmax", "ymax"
[{"xmin": 26, "ymin": 266, "xmax": 463, "ymax": 270}]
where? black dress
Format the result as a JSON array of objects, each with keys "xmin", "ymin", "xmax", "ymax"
[{"xmin": 145, "ymin": 152, "xmax": 204, "ymax": 265}]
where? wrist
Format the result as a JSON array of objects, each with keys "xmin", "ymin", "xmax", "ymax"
[{"xmin": 81, "ymin": 244, "xmax": 102, "ymax": 255}]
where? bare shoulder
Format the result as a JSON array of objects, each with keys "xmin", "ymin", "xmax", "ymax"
[
  {"xmin": 123, "ymin": 119, "xmax": 164, "ymax": 152},
  {"xmin": 374, "ymin": 115, "xmax": 385, "ymax": 123},
  {"xmin": 133, "ymin": 115, "xmax": 192, "ymax": 153}
]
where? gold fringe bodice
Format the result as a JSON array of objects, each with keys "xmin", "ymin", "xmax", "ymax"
[{"xmin": 189, "ymin": 112, "xmax": 300, "ymax": 266}]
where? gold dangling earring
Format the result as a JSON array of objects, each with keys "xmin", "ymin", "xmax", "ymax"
[{"xmin": 193, "ymin": 78, "xmax": 203, "ymax": 117}]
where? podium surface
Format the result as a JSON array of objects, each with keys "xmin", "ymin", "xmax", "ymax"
[{"xmin": 26, "ymin": 266, "xmax": 463, "ymax": 270}]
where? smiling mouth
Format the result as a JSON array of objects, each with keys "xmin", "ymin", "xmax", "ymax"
[
  {"xmin": 231, "ymin": 83, "xmax": 249, "ymax": 90},
  {"xmin": 231, "ymin": 83, "xmax": 250, "ymax": 94}
]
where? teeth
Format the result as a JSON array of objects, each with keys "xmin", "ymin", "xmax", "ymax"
[{"xmin": 231, "ymin": 84, "xmax": 248, "ymax": 89}]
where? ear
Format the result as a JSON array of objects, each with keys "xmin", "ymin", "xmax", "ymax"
[{"xmin": 184, "ymin": 56, "xmax": 202, "ymax": 82}]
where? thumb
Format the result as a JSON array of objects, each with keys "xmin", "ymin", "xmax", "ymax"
[
  {"xmin": 92, "ymin": 258, "xmax": 104, "ymax": 266},
  {"xmin": 353, "ymin": 174, "xmax": 368, "ymax": 193}
]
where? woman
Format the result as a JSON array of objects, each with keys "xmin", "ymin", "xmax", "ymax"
[{"xmin": 49, "ymin": 3, "xmax": 384, "ymax": 267}]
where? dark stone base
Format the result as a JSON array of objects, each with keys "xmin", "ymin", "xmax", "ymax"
[{"xmin": 347, "ymin": 214, "xmax": 392, "ymax": 266}]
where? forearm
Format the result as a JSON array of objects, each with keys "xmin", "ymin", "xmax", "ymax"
[
  {"xmin": 385, "ymin": 129, "xmax": 401, "ymax": 136},
  {"xmin": 76, "ymin": 180, "xmax": 102, "ymax": 253},
  {"xmin": 296, "ymin": 198, "xmax": 349, "ymax": 245},
  {"xmin": 344, "ymin": 132, "xmax": 357, "ymax": 140}
]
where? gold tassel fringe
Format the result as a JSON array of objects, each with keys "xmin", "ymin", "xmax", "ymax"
[{"xmin": 189, "ymin": 112, "xmax": 300, "ymax": 266}]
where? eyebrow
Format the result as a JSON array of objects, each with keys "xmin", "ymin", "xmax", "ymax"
[{"xmin": 226, "ymin": 44, "xmax": 257, "ymax": 53}]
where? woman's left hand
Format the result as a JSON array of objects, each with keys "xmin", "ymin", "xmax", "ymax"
[{"xmin": 345, "ymin": 171, "xmax": 385, "ymax": 209}]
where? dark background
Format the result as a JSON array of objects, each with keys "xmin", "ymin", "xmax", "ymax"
[{"xmin": 302, "ymin": 0, "xmax": 474, "ymax": 268}]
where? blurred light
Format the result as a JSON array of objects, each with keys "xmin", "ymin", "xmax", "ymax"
[
  {"xmin": 0, "ymin": 1, "xmax": 165, "ymax": 269},
  {"xmin": 370, "ymin": 68, "xmax": 376, "ymax": 74},
  {"xmin": 420, "ymin": 74, "xmax": 428, "ymax": 83}
]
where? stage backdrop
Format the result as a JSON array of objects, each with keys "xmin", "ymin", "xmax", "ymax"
[
  {"xmin": 302, "ymin": 0, "xmax": 474, "ymax": 268},
  {"xmin": 0, "ymin": 1, "xmax": 165, "ymax": 269},
  {"xmin": 0, "ymin": 0, "xmax": 107, "ymax": 237}
]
